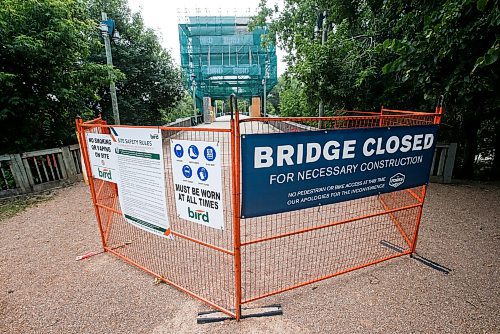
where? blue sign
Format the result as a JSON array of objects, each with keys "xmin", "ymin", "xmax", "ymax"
[
  {"xmin": 197, "ymin": 167, "xmax": 208, "ymax": 181},
  {"xmin": 188, "ymin": 145, "xmax": 199, "ymax": 159},
  {"xmin": 204, "ymin": 146, "xmax": 216, "ymax": 161},
  {"xmin": 182, "ymin": 165, "xmax": 192, "ymax": 178},
  {"xmin": 241, "ymin": 125, "xmax": 439, "ymax": 218},
  {"xmin": 174, "ymin": 144, "xmax": 184, "ymax": 158}
]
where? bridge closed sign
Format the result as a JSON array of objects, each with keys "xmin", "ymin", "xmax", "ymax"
[
  {"xmin": 241, "ymin": 125, "xmax": 439, "ymax": 218},
  {"xmin": 171, "ymin": 139, "xmax": 224, "ymax": 230}
]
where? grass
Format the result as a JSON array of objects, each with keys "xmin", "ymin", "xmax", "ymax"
[{"xmin": 0, "ymin": 192, "xmax": 54, "ymax": 222}]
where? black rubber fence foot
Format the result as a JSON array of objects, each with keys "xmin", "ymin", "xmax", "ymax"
[
  {"xmin": 197, "ymin": 305, "xmax": 283, "ymax": 324},
  {"xmin": 379, "ymin": 240, "xmax": 452, "ymax": 274},
  {"xmin": 410, "ymin": 253, "xmax": 452, "ymax": 274}
]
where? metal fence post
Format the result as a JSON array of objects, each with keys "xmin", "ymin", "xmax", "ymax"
[
  {"xmin": 411, "ymin": 100, "xmax": 445, "ymax": 254},
  {"xmin": 230, "ymin": 95, "xmax": 242, "ymax": 320},
  {"xmin": 76, "ymin": 118, "xmax": 107, "ymax": 250},
  {"xmin": 379, "ymin": 105, "xmax": 384, "ymax": 127}
]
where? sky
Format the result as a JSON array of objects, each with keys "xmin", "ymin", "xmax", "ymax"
[{"xmin": 127, "ymin": 0, "xmax": 286, "ymax": 75}]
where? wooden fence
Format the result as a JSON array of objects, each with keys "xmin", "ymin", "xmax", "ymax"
[
  {"xmin": 430, "ymin": 143, "xmax": 457, "ymax": 184},
  {"xmin": 0, "ymin": 117, "xmax": 202, "ymax": 198},
  {"xmin": 0, "ymin": 144, "xmax": 83, "ymax": 198}
]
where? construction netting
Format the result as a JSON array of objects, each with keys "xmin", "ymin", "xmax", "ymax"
[{"xmin": 178, "ymin": 16, "xmax": 278, "ymax": 105}]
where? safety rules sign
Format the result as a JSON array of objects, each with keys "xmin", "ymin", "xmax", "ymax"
[
  {"xmin": 111, "ymin": 127, "xmax": 171, "ymax": 238},
  {"xmin": 171, "ymin": 139, "xmax": 224, "ymax": 230}
]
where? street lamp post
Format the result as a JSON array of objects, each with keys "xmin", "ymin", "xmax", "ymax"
[{"xmin": 100, "ymin": 12, "xmax": 120, "ymax": 124}]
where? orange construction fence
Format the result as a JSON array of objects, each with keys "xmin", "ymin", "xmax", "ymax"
[{"xmin": 76, "ymin": 100, "xmax": 444, "ymax": 320}]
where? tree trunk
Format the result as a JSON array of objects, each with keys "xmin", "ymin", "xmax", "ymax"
[{"xmin": 460, "ymin": 115, "xmax": 481, "ymax": 179}]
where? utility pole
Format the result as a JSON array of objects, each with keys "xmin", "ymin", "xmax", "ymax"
[
  {"xmin": 317, "ymin": 10, "xmax": 327, "ymax": 128},
  {"xmin": 100, "ymin": 12, "xmax": 120, "ymax": 124}
]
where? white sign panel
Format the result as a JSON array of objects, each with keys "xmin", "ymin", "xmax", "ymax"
[
  {"xmin": 86, "ymin": 133, "xmax": 118, "ymax": 183},
  {"xmin": 112, "ymin": 127, "xmax": 171, "ymax": 238},
  {"xmin": 171, "ymin": 139, "xmax": 224, "ymax": 230}
]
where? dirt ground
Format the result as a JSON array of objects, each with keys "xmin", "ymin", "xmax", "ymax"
[{"xmin": 1, "ymin": 181, "xmax": 499, "ymax": 334}]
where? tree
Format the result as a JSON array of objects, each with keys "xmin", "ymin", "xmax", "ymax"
[
  {"xmin": 163, "ymin": 91, "xmax": 194, "ymax": 124},
  {"xmin": 377, "ymin": 0, "xmax": 499, "ymax": 178},
  {"xmin": 267, "ymin": 80, "xmax": 281, "ymax": 114},
  {"xmin": 0, "ymin": 0, "xmax": 183, "ymax": 154},
  {"xmin": 88, "ymin": 0, "xmax": 183, "ymax": 125},
  {"xmin": 254, "ymin": 0, "xmax": 499, "ymax": 178},
  {"xmin": 278, "ymin": 75, "xmax": 315, "ymax": 117},
  {"xmin": 0, "ymin": 0, "xmax": 111, "ymax": 153}
]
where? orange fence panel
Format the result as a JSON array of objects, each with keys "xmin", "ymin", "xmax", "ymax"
[{"xmin": 76, "ymin": 102, "xmax": 443, "ymax": 321}]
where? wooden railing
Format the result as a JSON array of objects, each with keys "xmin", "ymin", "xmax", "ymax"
[
  {"xmin": 162, "ymin": 117, "xmax": 197, "ymax": 139},
  {"xmin": 0, "ymin": 144, "xmax": 82, "ymax": 198}
]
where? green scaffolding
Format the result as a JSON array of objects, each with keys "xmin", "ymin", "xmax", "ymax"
[{"xmin": 178, "ymin": 16, "xmax": 278, "ymax": 111}]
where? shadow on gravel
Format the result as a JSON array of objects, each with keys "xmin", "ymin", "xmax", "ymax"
[{"xmin": 380, "ymin": 240, "xmax": 452, "ymax": 274}]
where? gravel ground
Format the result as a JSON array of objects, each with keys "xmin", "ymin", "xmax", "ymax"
[{"xmin": 1, "ymin": 181, "xmax": 498, "ymax": 333}]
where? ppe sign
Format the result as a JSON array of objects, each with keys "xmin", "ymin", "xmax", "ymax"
[
  {"xmin": 241, "ymin": 125, "xmax": 439, "ymax": 218},
  {"xmin": 171, "ymin": 139, "xmax": 224, "ymax": 230}
]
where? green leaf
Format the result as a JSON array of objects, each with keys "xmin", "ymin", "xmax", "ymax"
[
  {"xmin": 477, "ymin": 0, "xmax": 489, "ymax": 11},
  {"xmin": 483, "ymin": 51, "xmax": 498, "ymax": 66},
  {"xmin": 382, "ymin": 62, "xmax": 393, "ymax": 74},
  {"xmin": 472, "ymin": 42, "xmax": 499, "ymax": 72}
]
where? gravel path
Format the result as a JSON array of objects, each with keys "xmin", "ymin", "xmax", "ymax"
[{"xmin": 1, "ymin": 180, "xmax": 499, "ymax": 333}]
